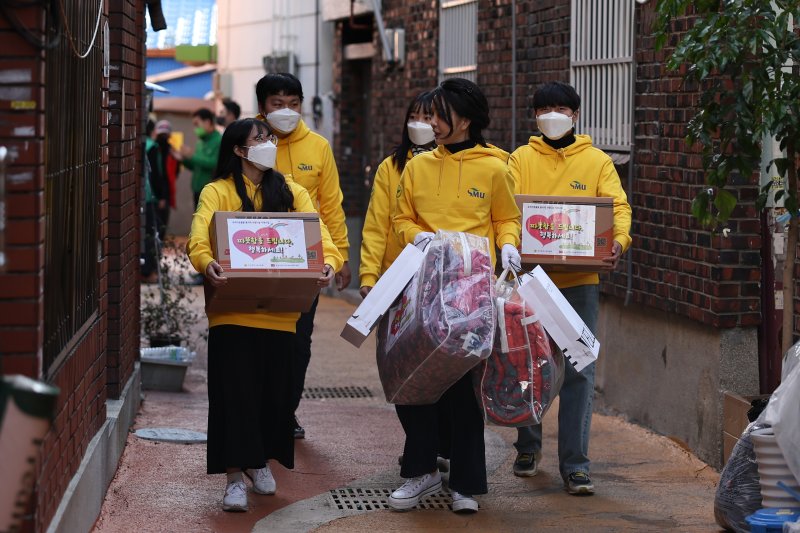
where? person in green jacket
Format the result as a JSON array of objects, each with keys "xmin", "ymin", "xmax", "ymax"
[{"xmin": 176, "ymin": 108, "xmax": 222, "ymax": 208}]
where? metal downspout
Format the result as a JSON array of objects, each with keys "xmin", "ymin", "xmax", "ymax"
[
  {"xmin": 625, "ymin": 4, "xmax": 637, "ymax": 306},
  {"xmin": 370, "ymin": 0, "xmax": 393, "ymax": 62},
  {"xmin": 511, "ymin": 0, "xmax": 517, "ymax": 149}
]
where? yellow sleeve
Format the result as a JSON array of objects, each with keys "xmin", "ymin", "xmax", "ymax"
[
  {"xmin": 598, "ymin": 157, "xmax": 632, "ymax": 252},
  {"xmin": 507, "ymin": 149, "xmax": 524, "ymax": 195},
  {"xmin": 491, "ymin": 168, "xmax": 522, "ymax": 248},
  {"xmin": 292, "ymin": 183, "xmax": 344, "ymax": 272},
  {"xmin": 359, "ymin": 159, "xmax": 393, "ymax": 288},
  {"xmin": 317, "ymin": 142, "xmax": 350, "ymax": 260},
  {"xmin": 187, "ymin": 185, "xmax": 220, "ymax": 275},
  {"xmin": 392, "ymin": 165, "xmax": 425, "ymax": 246}
]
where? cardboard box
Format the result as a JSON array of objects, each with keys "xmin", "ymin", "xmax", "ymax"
[
  {"xmin": 341, "ymin": 244, "xmax": 425, "ymax": 348},
  {"xmin": 516, "ymin": 266, "xmax": 600, "ymax": 371},
  {"xmin": 515, "ymin": 195, "xmax": 614, "ymax": 271},
  {"xmin": 205, "ymin": 211, "xmax": 324, "ymax": 313},
  {"xmin": 722, "ymin": 391, "xmax": 771, "ymax": 463}
]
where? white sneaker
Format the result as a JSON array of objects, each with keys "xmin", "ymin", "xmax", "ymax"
[
  {"xmin": 222, "ymin": 480, "xmax": 248, "ymax": 512},
  {"xmin": 245, "ymin": 465, "xmax": 276, "ymax": 495},
  {"xmin": 451, "ymin": 491, "xmax": 478, "ymax": 513},
  {"xmin": 388, "ymin": 471, "xmax": 442, "ymax": 511}
]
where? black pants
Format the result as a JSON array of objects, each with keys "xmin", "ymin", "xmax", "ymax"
[
  {"xmin": 395, "ymin": 373, "xmax": 487, "ymax": 495},
  {"xmin": 289, "ymin": 295, "xmax": 319, "ymax": 415},
  {"xmin": 156, "ymin": 205, "xmax": 170, "ymax": 238},
  {"xmin": 193, "ymin": 190, "xmax": 201, "ymax": 210},
  {"xmin": 141, "ymin": 201, "xmax": 158, "ymax": 276},
  {"xmin": 207, "ymin": 325, "xmax": 295, "ymax": 474}
]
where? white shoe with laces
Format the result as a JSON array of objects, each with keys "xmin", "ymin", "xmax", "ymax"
[
  {"xmin": 222, "ymin": 480, "xmax": 248, "ymax": 512},
  {"xmin": 451, "ymin": 491, "xmax": 478, "ymax": 513},
  {"xmin": 245, "ymin": 465, "xmax": 276, "ymax": 495},
  {"xmin": 388, "ymin": 471, "xmax": 442, "ymax": 511}
]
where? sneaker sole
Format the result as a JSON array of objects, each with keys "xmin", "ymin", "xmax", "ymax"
[
  {"xmin": 222, "ymin": 503, "xmax": 248, "ymax": 512},
  {"xmin": 566, "ymin": 484, "xmax": 595, "ymax": 495},
  {"xmin": 388, "ymin": 480, "xmax": 442, "ymax": 511},
  {"xmin": 513, "ymin": 465, "xmax": 538, "ymax": 477},
  {"xmin": 452, "ymin": 499, "xmax": 479, "ymax": 513}
]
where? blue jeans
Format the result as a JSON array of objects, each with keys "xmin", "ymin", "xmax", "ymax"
[{"xmin": 514, "ymin": 284, "xmax": 599, "ymax": 480}]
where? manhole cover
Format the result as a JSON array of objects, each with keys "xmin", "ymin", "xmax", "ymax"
[
  {"xmin": 303, "ymin": 386, "xmax": 373, "ymax": 399},
  {"xmin": 134, "ymin": 428, "xmax": 207, "ymax": 443},
  {"xmin": 328, "ymin": 487, "xmax": 450, "ymax": 511}
]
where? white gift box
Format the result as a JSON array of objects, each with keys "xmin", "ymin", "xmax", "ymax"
[
  {"xmin": 516, "ymin": 266, "xmax": 600, "ymax": 371},
  {"xmin": 340, "ymin": 244, "xmax": 425, "ymax": 348}
]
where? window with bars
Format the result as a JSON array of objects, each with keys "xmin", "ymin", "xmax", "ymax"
[
  {"xmin": 43, "ymin": 0, "xmax": 101, "ymax": 373},
  {"xmin": 570, "ymin": 0, "xmax": 634, "ymax": 153},
  {"xmin": 439, "ymin": 0, "xmax": 477, "ymax": 82}
]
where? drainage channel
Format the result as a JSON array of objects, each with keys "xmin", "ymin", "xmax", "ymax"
[
  {"xmin": 302, "ymin": 385, "xmax": 374, "ymax": 399},
  {"xmin": 329, "ymin": 487, "xmax": 451, "ymax": 511}
]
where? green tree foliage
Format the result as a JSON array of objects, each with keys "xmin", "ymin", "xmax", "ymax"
[{"xmin": 655, "ymin": 0, "xmax": 800, "ymax": 225}]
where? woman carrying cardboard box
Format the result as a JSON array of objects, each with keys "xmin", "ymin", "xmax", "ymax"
[{"xmin": 187, "ymin": 118, "xmax": 343, "ymax": 512}]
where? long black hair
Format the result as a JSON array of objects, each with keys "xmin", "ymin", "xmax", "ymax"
[
  {"xmin": 213, "ymin": 118, "xmax": 294, "ymax": 213},
  {"xmin": 391, "ymin": 91, "xmax": 433, "ymax": 173},
  {"xmin": 431, "ymin": 78, "xmax": 489, "ymax": 146}
]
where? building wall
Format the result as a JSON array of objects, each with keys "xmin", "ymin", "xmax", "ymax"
[
  {"xmin": 0, "ymin": 0, "xmax": 144, "ymax": 530},
  {"xmin": 216, "ymin": 0, "xmax": 336, "ymax": 143}
]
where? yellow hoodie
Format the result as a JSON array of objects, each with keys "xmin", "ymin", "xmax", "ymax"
[
  {"xmin": 359, "ymin": 153, "xmax": 410, "ymax": 288},
  {"xmin": 255, "ymin": 115, "xmax": 349, "ymax": 260},
  {"xmin": 187, "ymin": 175, "xmax": 344, "ymax": 333},
  {"xmin": 508, "ymin": 134, "xmax": 632, "ymax": 288},
  {"xmin": 393, "ymin": 144, "xmax": 521, "ymax": 266}
]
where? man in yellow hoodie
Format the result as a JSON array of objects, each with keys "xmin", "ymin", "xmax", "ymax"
[
  {"xmin": 255, "ymin": 73, "xmax": 350, "ymax": 439},
  {"xmin": 508, "ymin": 82, "xmax": 632, "ymax": 495}
]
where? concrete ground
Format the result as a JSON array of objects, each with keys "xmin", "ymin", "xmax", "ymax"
[{"xmin": 93, "ymin": 293, "xmax": 722, "ymax": 533}]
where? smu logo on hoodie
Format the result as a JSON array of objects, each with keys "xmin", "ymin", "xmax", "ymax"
[
  {"xmin": 570, "ymin": 180, "xmax": 587, "ymax": 191},
  {"xmin": 467, "ymin": 187, "xmax": 486, "ymax": 199}
]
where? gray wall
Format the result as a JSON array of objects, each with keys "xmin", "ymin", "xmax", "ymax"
[{"xmin": 595, "ymin": 295, "xmax": 760, "ymax": 468}]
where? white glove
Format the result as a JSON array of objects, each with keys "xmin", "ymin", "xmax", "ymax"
[
  {"xmin": 501, "ymin": 244, "xmax": 521, "ymax": 271},
  {"xmin": 413, "ymin": 231, "xmax": 435, "ymax": 247}
]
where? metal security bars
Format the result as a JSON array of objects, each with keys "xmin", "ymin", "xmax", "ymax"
[
  {"xmin": 570, "ymin": 0, "xmax": 634, "ymax": 153},
  {"xmin": 439, "ymin": 0, "xmax": 477, "ymax": 82},
  {"xmin": 43, "ymin": 1, "xmax": 102, "ymax": 372}
]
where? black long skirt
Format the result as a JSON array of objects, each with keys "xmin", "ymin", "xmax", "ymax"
[{"xmin": 206, "ymin": 324, "xmax": 295, "ymax": 474}]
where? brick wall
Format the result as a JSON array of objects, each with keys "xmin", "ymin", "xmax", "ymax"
[
  {"xmin": 0, "ymin": 1, "xmax": 143, "ymax": 530},
  {"xmin": 105, "ymin": 0, "xmax": 144, "ymax": 400}
]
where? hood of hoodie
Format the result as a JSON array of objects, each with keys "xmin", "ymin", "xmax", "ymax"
[
  {"xmin": 431, "ymin": 142, "xmax": 510, "ymax": 163},
  {"xmin": 528, "ymin": 134, "xmax": 593, "ymax": 158},
  {"xmin": 255, "ymin": 113, "xmax": 311, "ymax": 144}
]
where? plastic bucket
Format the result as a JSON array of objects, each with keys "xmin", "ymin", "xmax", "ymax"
[
  {"xmin": 750, "ymin": 428, "xmax": 800, "ymax": 508},
  {"xmin": 744, "ymin": 507, "xmax": 800, "ymax": 533}
]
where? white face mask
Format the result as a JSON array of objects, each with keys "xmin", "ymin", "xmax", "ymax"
[
  {"xmin": 536, "ymin": 111, "xmax": 575, "ymax": 140},
  {"xmin": 407, "ymin": 121, "xmax": 435, "ymax": 146},
  {"xmin": 266, "ymin": 108, "xmax": 301, "ymax": 134},
  {"xmin": 244, "ymin": 141, "xmax": 277, "ymax": 171}
]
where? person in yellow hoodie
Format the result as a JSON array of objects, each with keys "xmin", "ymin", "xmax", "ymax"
[
  {"xmin": 508, "ymin": 81, "xmax": 632, "ymax": 495},
  {"xmin": 359, "ymin": 91, "xmax": 436, "ymax": 296},
  {"xmin": 187, "ymin": 118, "xmax": 342, "ymax": 512},
  {"xmin": 255, "ymin": 73, "xmax": 350, "ymax": 439},
  {"xmin": 390, "ymin": 78, "xmax": 522, "ymax": 514}
]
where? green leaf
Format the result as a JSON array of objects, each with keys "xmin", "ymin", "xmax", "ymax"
[
  {"xmin": 713, "ymin": 189, "xmax": 737, "ymax": 222},
  {"xmin": 692, "ymin": 190, "xmax": 712, "ymax": 226}
]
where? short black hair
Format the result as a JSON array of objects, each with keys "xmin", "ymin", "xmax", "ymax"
[
  {"xmin": 146, "ymin": 118, "xmax": 155, "ymax": 136},
  {"xmin": 533, "ymin": 82, "xmax": 581, "ymax": 111},
  {"xmin": 222, "ymin": 98, "xmax": 241, "ymax": 119},
  {"xmin": 192, "ymin": 107, "xmax": 215, "ymax": 122},
  {"xmin": 255, "ymin": 73, "xmax": 304, "ymax": 106},
  {"xmin": 431, "ymin": 78, "xmax": 490, "ymax": 146}
]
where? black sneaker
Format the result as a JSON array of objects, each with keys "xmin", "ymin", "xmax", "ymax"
[
  {"xmin": 513, "ymin": 451, "xmax": 541, "ymax": 477},
  {"xmin": 293, "ymin": 417, "xmax": 305, "ymax": 439},
  {"xmin": 565, "ymin": 472, "xmax": 595, "ymax": 495}
]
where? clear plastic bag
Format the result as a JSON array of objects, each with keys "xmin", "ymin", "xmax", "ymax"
[
  {"xmin": 714, "ymin": 421, "xmax": 766, "ymax": 533},
  {"xmin": 376, "ymin": 231, "xmax": 495, "ymax": 405},
  {"xmin": 140, "ymin": 346, "xmax": 194, "ymax": 362},
  {"xmin": 474, "ymin": 269, "xmax": 565, "ymax": 427},
  {"xmin": 763, "ymin": 347, "xmax": 800, "ymax": 487}
]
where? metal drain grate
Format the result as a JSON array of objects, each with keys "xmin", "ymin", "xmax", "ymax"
[
  {"xmin": 302, "ymin": 386, "xmax": 373, "ymax": 399},
  {"xmin": 329, "ymin": 487, "xmax": 451, "ymax": 511}
]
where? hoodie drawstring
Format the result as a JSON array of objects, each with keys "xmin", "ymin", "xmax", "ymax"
[
  {"xmin": 437, "ymin": 156, "xmax": 444, "ymax": 196},
  {"xmin": 457, "ymin": 153, "xmax": 464, "ymax": 198}
]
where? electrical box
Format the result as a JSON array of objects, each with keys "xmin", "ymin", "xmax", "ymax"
[{"xmin": 386, "ymin": 28, "xmax": 405, "ymax": 67}]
